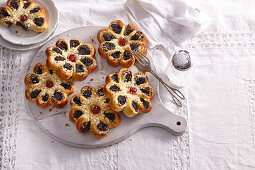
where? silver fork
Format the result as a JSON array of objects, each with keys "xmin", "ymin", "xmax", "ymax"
[{"xmin": 131, "ymin": 49, "xmax": 185, "ymax": 107}]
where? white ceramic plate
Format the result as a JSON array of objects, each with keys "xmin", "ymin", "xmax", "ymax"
[
  {"xmin": 0, "ymin": 0, "xmax": 58, "ymax": 45},
  {"xmin": 25, "ymin": 26, "xmax": 187, "ymax": 148},
  {"xmin": 0, "ymin": 23, "xmax": 57, "ymax": 51}
]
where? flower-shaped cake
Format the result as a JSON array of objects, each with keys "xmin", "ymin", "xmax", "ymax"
[
  {"xmin": 97, "ymin": 20, "xmax": 147, "ymax": 68},
  {"xmin": 0, "ymin": 0, "xmax": 48, "ymax": 32},
  {"xmin": 46, "ymin": 38, "xmax": 97, "ymax": 81},
  {"xmin": 104, "ymin": 68, "xmax": 154, "ymax": 117},
  {"xmin": 69, "ymin": 85, "xmax": 120, "ymax": 138},
  {"xmin": 25, "ymin": 63, "xmax": 75, "ymax": 108}
]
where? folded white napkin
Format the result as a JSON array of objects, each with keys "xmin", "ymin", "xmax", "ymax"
[
  {"xmin": 125, "ymin": 0, "xmax": 210, "ymax": 88},
  {"xmin": 125, "ymin": 0, "xmax": 210, "ymax": 53}
]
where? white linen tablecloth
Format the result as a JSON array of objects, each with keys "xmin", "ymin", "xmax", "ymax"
[{"xmin": 1, "ymin": 0, "xmax": 255, "ymax": 169}]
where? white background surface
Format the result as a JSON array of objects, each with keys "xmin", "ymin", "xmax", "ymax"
[{"xmin": 1, "ymin": 0, "xmax": 255, "ymax": 169}]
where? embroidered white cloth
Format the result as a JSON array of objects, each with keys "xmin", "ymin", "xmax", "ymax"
[
  {"xmin": 12, "ymin": 0, "xmax": 203, "ymax": 169},
  {"xmin": 12, "ymin": 0, "xmax": 204, "ymax": 169},
  {"xmin": 1, "ymin": 0, "xmax": 255, "ymax": 170}
]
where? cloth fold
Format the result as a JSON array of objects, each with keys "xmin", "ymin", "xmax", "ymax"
[{"xmin": 124, "ymin": 0, "xmax": 210, "ymax": 54}]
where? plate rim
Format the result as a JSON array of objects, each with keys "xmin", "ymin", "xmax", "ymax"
[{"xmin": 0, "ymin": 22, "xmax": 58, "ymax": 51}]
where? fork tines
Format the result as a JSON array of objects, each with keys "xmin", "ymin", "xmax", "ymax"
[{"xmin": 131, "ymin": 48, "xmax": 149, "ymax": 64}]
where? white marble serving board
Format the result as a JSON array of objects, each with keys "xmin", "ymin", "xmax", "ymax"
[{"xmin": 25, "ymin": 26, "xmax": 187, "ymax": 148}]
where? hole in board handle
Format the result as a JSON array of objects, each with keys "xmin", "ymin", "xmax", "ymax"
[{"xmin": 176, "ymin": 121, "xmax": 181, "ymax": 126}]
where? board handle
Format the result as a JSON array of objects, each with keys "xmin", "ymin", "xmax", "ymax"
[
  {"xmin": 157, "ymin": 113, "xmax": 187, "ymax": 135},
  {"xmin": 149, "ymin": 103, "xmax": 187, "ymax": 135}
]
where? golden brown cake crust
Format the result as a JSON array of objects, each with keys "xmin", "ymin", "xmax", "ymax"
[
  {"xmin": 24, "ymin": 63, "xmax": 75, "ymax": 108},
  {"xmin": 0, "ymin": 0, "xmax": 48, "ymax": 32},
  {"xmin": 104, "ymin": 68, "xmax": 154, "ymax": 117},
  {"xmin": 97, "ymin": 20, "xmax": 147, "ymax": 68},
  {"xmin": 46, "ymin": 38, "xmax": 97, "ymax": 81},
  {"xmin": 69, "ymin": 85, "xmax": 120, "ymax": 138}
]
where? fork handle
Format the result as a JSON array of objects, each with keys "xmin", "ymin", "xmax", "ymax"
[{"xmin": 149, "ymin": 70, "xmax": 185, "ymax": 107}]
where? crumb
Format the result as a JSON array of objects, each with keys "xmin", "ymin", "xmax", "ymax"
[
  {"xmin": 67, "ymin": 34, "xmax": 71, "ymax": 37},
  {"xmin": 130, "ymin": 138, "xmax": 132, "ymax": 141},
  {"xmin": 64, "ymin": 111, "xmax": 66, "ymax": 117},
  {"xmin": 195, "ymin": 8, "xmax": 200, "ymax": 13},
  {"xmin": 100, "ymin": 71, "xmax": 104, "ymax": 74},
  {"xmin": 49, "ymin": 107, "xmax": 54, "ymax": 112},
  {"xmin": 40, "ymin": 112, "xmax": 43, "ymax": 114},
  {"xmin": 90, "ymin": 78, "xmax": 94, "ymax": 81},
  {"xmin": 65, "ymin": 123, "xmax": 70, "ymax": 127},
  {"xmin": 52, "ymin": 141, "xmax": 54, "ymax": 143},
  {"xmin": 15, "ymin": 30, "xmax": 18, "ymax": 33},
  {"xmin": 102, "ymin": 77, "xmax": 104, "ymax": 79},
  {"xmin": 90, "ymin": 37, "xmax": 95, "ymax": 43}
]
